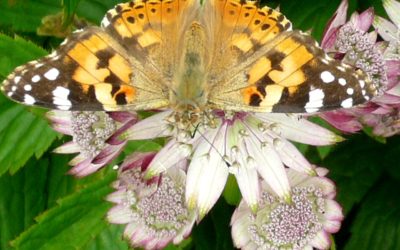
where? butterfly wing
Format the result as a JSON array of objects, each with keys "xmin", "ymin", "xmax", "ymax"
[
  {"xmin": 205, "ymin": 0, "xmax": 378, "ymax": 113},
  {"xmin": 1, "ymin": 0, "xmax": 199, "ymax": 111}
]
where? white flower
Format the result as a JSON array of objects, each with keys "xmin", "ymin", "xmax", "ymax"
[
  {"xmin": 107, "ymin": 152, "xmax": 197, "ymax": 250},
  {"xmin": 47, "ymin": 111, "xmax": 137, "ymax": 177},
  {"xmin": 231, "ymin": 168, "xmax": 344, "ymax": 250},
  {"xmin": 124, "ymin": 110, "xmax": 341, "ymax": 218}
]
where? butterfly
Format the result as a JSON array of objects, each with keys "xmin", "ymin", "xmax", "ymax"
[{"xmin": 1, "ymin": 0, "xmax": 377, "ymax": 118}]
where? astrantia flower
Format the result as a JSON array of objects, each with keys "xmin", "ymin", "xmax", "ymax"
[
  {"xmin": 47, "ymin": 110, "xmax": 137, "ymax": 177},
  {"xmin": 231, "ymin": 168, "xmax": 343, "ymax": 250},
  {"xmin": 107, "ymin": 152, "xmax": 197, "ymax": 250},
  {"xmin": 124, "ymin": 110, "xmax": 341, "ymax": 217},
  {"xmin": 320, "ymin": 0, "xmax": 400, "ymax": 136}
]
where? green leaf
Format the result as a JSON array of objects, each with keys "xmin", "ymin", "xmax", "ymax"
[
  {"xmin": 0, "ymin": 34, "xmax": 57, "ymax": 176},
  {"xmin": 83, "ymin": 225, "xmax": 128, "ymax": 250},
  {"xmin": 322, "ymin": 135, "xmax": 385, "ymax": 214},
  {"xmin": 62, "ymin": 0, "xmax": 81, "ymax": 28},
  {"xmin": 210, "ymin": 200, "xmax": 235, "ymax": 250},
  {"xmin": 0, "ymin": 157, "xmax": 49, "ymax": 250},
  {"xmin": 11, "ymin": 173, "xmax": 116, "ymax": 250},
  {"xmin": 344, "ymin": 178, "xmax": 400, "ymax": 250},
  {"xmin": 223, "ymin": 175, "xmax": 241, "ymax": 206},
  {"xmin": 0, "ymin": 0, "xmax": 61, "ymax": 33},
  {"xmin": 75, "ymin": 0, "xmax": 121, "ymax": 25}
]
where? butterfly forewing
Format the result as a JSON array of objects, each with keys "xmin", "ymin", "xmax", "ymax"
[{"xmin": 1, "ymin": 0, "xmax": 378, "ymax": 114}]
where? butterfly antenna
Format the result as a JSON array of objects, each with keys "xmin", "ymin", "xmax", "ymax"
[{"xmin": 190, "ymin": 122, "xmax": 231, "ymax": 167}]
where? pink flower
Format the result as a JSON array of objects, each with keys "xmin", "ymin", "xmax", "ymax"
[
  {"xmin": 47, "ymin": 111, "xmax": 137, "ymax": 177},
  {"xmin": 320, "ymin": 0, "xmax": 400, "ymax": 137},
  {"xmin": 107, "ymin": 152, "xmax": 197, "ymax": 250},
  {"xmin": 231, "ymin": 168, "xmax": 343, "ymax": 250}
]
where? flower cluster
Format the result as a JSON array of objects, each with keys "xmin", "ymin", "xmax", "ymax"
[{"xmin": 320, "ymin": 0, "xmax": 400, "ymax": 137}]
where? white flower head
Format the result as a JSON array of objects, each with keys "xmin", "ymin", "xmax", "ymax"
[
  {"xmin": 231, "ymin": 168, "xmax": 344, "ymax": 250},
  {"xmin": 107, "ymin": 152, "xmax": 197, "ymax": 250}
]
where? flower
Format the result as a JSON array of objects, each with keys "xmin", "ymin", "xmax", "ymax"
[
  {"xmin": 107, "ymin": 152, "xmax": 197, "ymax": 250},
  {"xmin": 47, "ymin": 110, "xmax": 137, "ymax": 177},
  {"xmin": 231, "ymin": 168, "xmax": 343, "ymax": 250},
  {"xmin": 124, "ymin": 110, "xmax": 341, "ymax": 218},
  {"xmin": 320, "ymin": 0, "xmax": 400, "ymax": 137}
]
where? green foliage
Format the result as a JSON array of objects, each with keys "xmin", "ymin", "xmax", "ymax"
[{"xmin": 0, "ymin": 0, "xmax": 399, "ymax": 249}]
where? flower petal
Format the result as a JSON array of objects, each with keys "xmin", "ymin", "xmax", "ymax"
[
  {"xmin": 125, "ymin": 110, "xmax": 173, "ymax": 140},
  {"xmin": 321, "ymin": 0, "xmax": 348, "ymax": 49},
  {"xmin": 186, "ymin": 128, "xmax": 229, "ymax": 218},
  {"xmin": 310, "ymin": 230, "xmax": 332, "ymax": 249},
  {"xmin": 107, "ymin": 205, "xmax": 135, "ymax": 224},
  {"xmin": 257, "ymin": 113, "xmax": 342, "ymax": 145},
  {"xmin": 274, "ymin": 137, "xmax": 314, "ymax": 173},
  {"xmin": 246, "ymin": 136, "xmax": 291, "ymax": 199},
  {"xmin": 145, "ymin": 140, "xmax": 191, "ymax": 178},
  {"xmin": 373, "ymin": 16, "xmax": 399, "ymax": 42},
  {"xmin": 53, "ymin": 141, "xmax": 80, "ymax": 154},
  {"xmin": 230, "ymin": 143, "xmax": 260, "ymax": 211},
  {"xmin": 383, "ymin": 0, "xmax": 400, "ymax": 27}
]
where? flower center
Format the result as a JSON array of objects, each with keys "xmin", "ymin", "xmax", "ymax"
[
  {"xmin": 248, "ymin": 186, "xmax": 325, "ymax": 249},
  {"xmin": 335, "ymin": 24, "xmax": 388, "ymax": 92},
  {"xmin": 70, "ymin": 111, "xmax": 116, "ymax": 158}
]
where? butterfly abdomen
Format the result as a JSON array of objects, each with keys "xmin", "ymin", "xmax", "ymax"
[{"xmin": 170, "ymin": 22, "xmax": 208, "ymax": 111}]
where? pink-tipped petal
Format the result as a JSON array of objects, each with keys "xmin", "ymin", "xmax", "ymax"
[
  {"xmin": 107, "ymin": 205, "xmax": 135, "ymax": 224},
  {"xmin": 146, "ymin": 140, "xmax": 191, "ymax": 178},
  {"xmin": 310, "ymin": 230, "xmax": 331, "ymax": 249},
  {"xmin": 53, "ymin": 141, "xmax": 80, "ymax": 154},
  {"xmin": 325, "ymin": 200, "xmax": 345, "ymax": 221},
  {"xmin": 125, "ymin": 111, "xmax": 173, "ymax": 140},
  {"xmin": 321, "ymin": 0, "xmax": 348, "ymax": 49},
  {"xmin": 320, "ymin": 111, "xmax": 363, "ymax": 133}
]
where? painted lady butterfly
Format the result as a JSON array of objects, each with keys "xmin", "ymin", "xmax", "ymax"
[{"xmin": 1, "ymin": 0, "xmax": 377, "ymax": 118}]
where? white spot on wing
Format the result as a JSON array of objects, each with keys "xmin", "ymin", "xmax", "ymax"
[
  {"xmin": 11, "ymin": 86, "xmax": 17, "ymax": 91},
  {"xmin": 321, "ymin": 71, "xmax": 335, "ymax": 83},
  {"xmin": 44, "ymin": 68, "xmax": 60, "ymax": 80},
  {"xmin": 14, "ymin": 76, "xmax": 21, "ymax": 84},
  {"xmin": 359, "ymin": 80, "xmax": 366, "ymax": 89},
  {"xmin": 24, "ymin": 85, "xmax": 32, "ymax": 91},
  {"xmin": 31, "ymin": 75, "xmax": 41, "ymax": 83},
  {"xmin": 52, "ymin": 87, "xmax": 72, "ymax": 108},
  {"xmin": 346, "ymin": 88, "xmax": 354, "ymax": 95},
  {"xmin": 101, "ymin": 17, "xmax": 111, "ymax": 28},
  {"xmin": 341, "ymin": 98, "xmax": 353, "ymax": 108},
  {"xmin": 305, "ymin": 88, "xmax": 325, "ymax": 113},
  {"xmin": 24, "ymin": 94, "xmax": 36, "ymax": 105},
  {"xmin": 7, "ymin": 92, "xmax": 13, "ymax": 97},
  {"xmin": 338, "ymin": 78, "xmax": 347, "ymax": 86}
]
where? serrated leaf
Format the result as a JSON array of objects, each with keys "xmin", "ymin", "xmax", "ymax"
[
  {"xmin": 0, "ymin": 157, "xmax": 49, "ymax": 250},
  {"xmin": 0, "ymin": 34, "xmax": 57, "ymax": 176},
  {"xmin": 344, "ymin": 179, "xmax": 400, "ymax": 250},
  {"xmin": 11, "ymin": 173, "xmax": 116, "ymax": 250}
]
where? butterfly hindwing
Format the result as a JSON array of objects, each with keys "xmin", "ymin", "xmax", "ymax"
[{"xmin": 1, "ymin": 27, "xmax": 169, "ymax": 111}]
